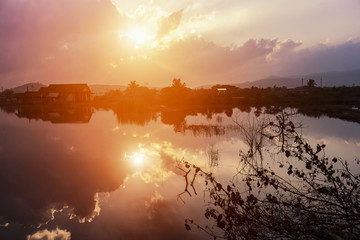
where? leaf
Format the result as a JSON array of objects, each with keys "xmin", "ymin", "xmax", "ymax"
[
  {"xmin": 185, "ymin": 224, "xmax": 191, "ymax": 231},
  {"xmin": 285, "ymin": 150, "xmax": 291, "ymax": 158},
  {"xmin": 217, "ymin": 220, "xmax": 226, "ymax": 229},
  {"xmin": 287, "ymin": 165, "xmax": 293, "ymax": 175}
]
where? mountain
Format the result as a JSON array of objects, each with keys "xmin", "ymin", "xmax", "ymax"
[
  {"xmin": 11, "ymin": 82, "xmax": 46, "ymax": 93},
  {"xmin": 235, "ymin": 69, "xmax": 360, "ymax": 88}
]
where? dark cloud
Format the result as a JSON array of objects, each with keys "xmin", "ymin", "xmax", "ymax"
[
  {"xmin": 277, "ymin": 39, "xmax": 360, "ymax": 75},
  {"xmin": 162, "ymin": 37, "xmax": 360, "ymax": 86}
]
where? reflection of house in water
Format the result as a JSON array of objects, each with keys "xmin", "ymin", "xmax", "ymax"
[
  {"xmin": 39, "ymin": 84, "xmax": 94, "ymax": 103},
  {"xmin": 16, "ymin": 105, "xmax": 94, "ymax": 123}
]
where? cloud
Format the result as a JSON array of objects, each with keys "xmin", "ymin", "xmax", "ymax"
[
  {"xmin": 94, "ymin": 35, "xmax": 360, "ymax": 87},
  {"xmin": 145, "ymin": 191, "xmax": 171, "ymax": 220},
  {"xmin": 157, "ymin": 9, "xmax": 184, "ymax": 38},
  {"xmin": 0, "ymin": 0, "xmax": 359, "ymax": 88},
  {"xmin": 276, "ymin": 39, "xmax": 360, "ymax": 75},
  {"xmin": 26, "ymin": 228, "xmax": 71, "ymax": 240},
  {"xmin": 266, "ymin": 39, "xmax": 302, "ymax": 61},
  {"xmin": 0, "ymin": 0, "xmax": 125, "ymax": 87}
]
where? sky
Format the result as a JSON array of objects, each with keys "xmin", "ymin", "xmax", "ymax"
[{"xmin": 0, "ymin": 0, "xmax": 360, "ymax": 88}]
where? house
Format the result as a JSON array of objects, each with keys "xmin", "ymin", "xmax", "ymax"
[{"xmin": 39, "ymin": 84, "xmax": 94, "ymax": 103}]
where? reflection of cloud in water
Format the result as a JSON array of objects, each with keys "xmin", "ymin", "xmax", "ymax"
[
  {"xmin": 0, "ymin": 125, "xmax": 127, "ymax": 227},
  {"xmin": 125, "ymin": 144, "xmax": 177, "ymax": 185},
  {"xmin": 124, "ymin": 139, "xmax": 210, "ymax": 187},
  {"xmin": 70, "ymin": 193, "xmax": 101, "ymax": 223},
  {"xmin": 145, "ymin": 191, "xmax": 166, "ymax": 220},
  {"xmin": 26, "ymin": 227, "xmax": 71, "ymax": 240},
  {"xmin": 112, "ymin": 126, "xmax": 120, "ymax": 132}
]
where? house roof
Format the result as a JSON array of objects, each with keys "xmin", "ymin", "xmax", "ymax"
[{"xmin": 40, "ymin": 84, "xmax": 91, "ymax": 93}]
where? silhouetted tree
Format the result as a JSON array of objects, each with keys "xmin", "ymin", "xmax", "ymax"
[
  {"xmin": 307, "ymin": 79, "xmax": 316, "ymax": 88},
  {"xmin": 172, "ymin": 78, "xmax": 186, "ymax": 89},
  {"xmin": 0, "ymin": 89, "xmax": 14, "ymax": 98},
  {"xmin": 128, "ymin": 80, "xmax": 140, "ymax": 89},
  {"xmin": 124, "ymin": 81, "xmax": 159, "ymax": 105},
  {"xmin": 180, "ymin": 111, "xmax": 360, "ymax": 240},
  {"xmin": 160, "ymin": 78, "xmax": 191, "ymax": 106}
]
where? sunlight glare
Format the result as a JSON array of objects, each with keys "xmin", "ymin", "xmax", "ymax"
[
  {"xmin": 121, "ymin": 25, "xmax": 157, "ymax": 49},
  {"xmin": 131, "ymin": 152, "xmax": 146, "ymax": 167}
]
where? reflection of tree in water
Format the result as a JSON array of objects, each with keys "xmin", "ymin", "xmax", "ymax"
[
  {"xmin": 207, "ymin": 145, "xmax": 220, "ymax": 167},
  {"xmin": 0, "ymin": 105, "xmax": 17, "ymax": 114},
  {"xmin": 180, "ymin": 111, "xmax": 360, "ymax": 240},
  {"xmin": 161, "ymin": 107, "xmax": 234, "ymax": 136},
  {"xmin": 105, "ymin": 104, "xmax": 158, "ymax": 126},
  {"xmin": 186, "ymin": 125, "xmax": 225, "ymax": 137},
  {"xmin": 1, "ymin": 104, "xmax": 94, "ymax": 123},
  {"xmin": 161, "ymin": 109, "xmax": 188, "ymax": 133}
]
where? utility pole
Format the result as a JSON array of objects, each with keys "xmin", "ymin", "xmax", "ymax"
[{"xmin": 320, "ymin": 77, "xmax": 323, "ymax": 88}]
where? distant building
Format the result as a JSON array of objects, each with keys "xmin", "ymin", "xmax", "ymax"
[
  {"xmin": 11, "ymin": 84, "xmax": 94, "ymax": 104},
  {"xmin": 39, "ymin": 84, "xmax": 94, "ymax": 103}
]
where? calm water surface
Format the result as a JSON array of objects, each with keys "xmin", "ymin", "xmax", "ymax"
[{"xmin": 0, "ymin": 106, "xmax": 359, "ymax": 239}]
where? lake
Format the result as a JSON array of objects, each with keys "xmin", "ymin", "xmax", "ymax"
[{"xmin": 1, "ymin": 105, "xmax": 360, "ymax": 240}]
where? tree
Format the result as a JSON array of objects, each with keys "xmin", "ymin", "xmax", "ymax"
[
  {"xmin": 1, "ymin": 89, "xmax": 14, "ymax": 97},
  {"xmin": 124, "ymin": 81, "xmax": 159, "ymax": 105},
  {"xmin": 171, "ymin": 78, "xmax": 186, "ymax": 89},
  {"xmin": 307, "ymin": 79, "xmax": 316, "ymax": 88},
  {"xmin": 160, "ymin": 78, "xmax": 191, "ymax": 106},
  {"xmin": 127, "ymin": 80, "xmax": 140, "ymax": 90},
  {"xmin": 179, "ymin": 111, "xmax": 360, "ymax": 240}
]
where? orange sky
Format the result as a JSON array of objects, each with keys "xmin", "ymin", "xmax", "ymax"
[{"xmin": 1, "ymin": 0, "xmax": 360, "ymax": 89}]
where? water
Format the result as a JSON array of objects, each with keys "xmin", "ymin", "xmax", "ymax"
[{"xmin": 1, "ymin": 106, "xmax": 360, "ymax": 239}]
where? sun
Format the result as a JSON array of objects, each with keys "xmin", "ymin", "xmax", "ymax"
[
  {"xmin": 131, "ymin": 152, "xmax": 146, "ymax": 167},
  {"xmin": 121, "ymin": 25, "xmax": 157, "ymax": 49},
  {"xmin": 129, "ymin": 28, "xmax": 148, "ymax": 45}
]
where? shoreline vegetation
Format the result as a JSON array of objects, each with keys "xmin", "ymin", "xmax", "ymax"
[
  {"xmin": 179, "ymin": 111, "xmax": 360, "ymax": 239},
  {"xmin": 1, "ymin": 78, "xmax": 360, "ymax": 124}
]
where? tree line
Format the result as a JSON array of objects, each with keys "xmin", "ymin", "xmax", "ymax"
[{"xmin": 95, "ymin": 78, "xmax": 360, "ymax": 107}]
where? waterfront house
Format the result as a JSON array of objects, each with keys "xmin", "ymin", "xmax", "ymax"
[{"xmin": 39, "ymin": 84, "xmax": 93, "ymax": 103}]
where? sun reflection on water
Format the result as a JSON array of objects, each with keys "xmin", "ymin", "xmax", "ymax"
[{"xmin": 124, "ymin": 143, "xmax": 183, "ymax": 186}]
